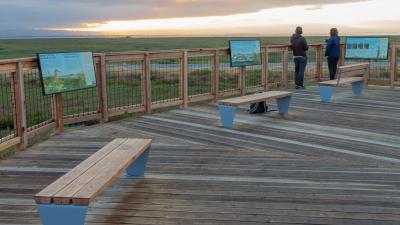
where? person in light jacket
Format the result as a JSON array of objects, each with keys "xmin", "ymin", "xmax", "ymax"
[
  {"xmin": 325, "ymin": 28, "xmax": 341, "ymax": 80},
  {"xmin": 290, "ymin": 26, "xmax": 309, "ymax": 89}
]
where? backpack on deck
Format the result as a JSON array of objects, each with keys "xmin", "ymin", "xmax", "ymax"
[{"xmin": 249, "ymin": 101, "xmax": 268, "ymax": 114}]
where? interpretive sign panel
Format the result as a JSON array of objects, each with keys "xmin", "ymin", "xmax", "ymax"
[
  {"xmin": 38, "ymin": 52, "xmax": 97, "ymax": 95},
  {"xmin": 345, "ymin": 37, "xmax": 389, "ymax": 60},
  {"xmin": 229, "ymin": 40, "xmax": 262, "ymax": 67}
]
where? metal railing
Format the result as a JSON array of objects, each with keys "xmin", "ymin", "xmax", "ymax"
[{"xmin": 0, "ymin": 43, "xmax": 399, "ymax": 152}]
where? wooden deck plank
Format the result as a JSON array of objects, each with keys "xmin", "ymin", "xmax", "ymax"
[{"xmin": 0, "ymin": 86, "xmax": 399, "ymax": 224}]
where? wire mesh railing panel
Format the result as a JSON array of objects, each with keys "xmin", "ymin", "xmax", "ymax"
[
  {"xmin": 0, "ymin": 73, "xmax": 15, "ymax": 142},
  {"xmin": 369, "ymin": 59, "xmax": 391, "ymax": 81},
  {"xmin": 106, "ymin": 60, "xmax": 143, "ymax": 110},
  {"xmin": 151, "ymin": 58, "xmax": 181, "ymax": 103},
  {"xmin": 188, "ymin": 56, "xmax": 212, "ymax": 97},
  {"xmin": 219, "ymin": 54, "xmax": 240, "ymax": 92},
  {"xmin": 24, "ymin": 68, "xmax": 53, "ymax": 129},
  {"xmin": 245, "ymin": 64, "xmax": 263, "ymax": 90},
  {"xmin": 267, "ymin": 51, "xmax": 283, "ymax": 87},
  {"xmin": 62, "ymin": 87, "xmax": 99, "ymax": 117},
  {"xmin": 305, "ymin": 47, "xmax": 318, "ymax": 81},
  {"xmin": 397, "ymin": 49, "xmax": 400, "ymax": 82},
  {"xmin": 287, "ymin": 51, "xmax": 295, "ymax": 83},
  {"xmin": 321, "ymin": 46, "xmax": 331, "ymax": 80}
]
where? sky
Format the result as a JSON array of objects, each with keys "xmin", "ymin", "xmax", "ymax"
[{"xmin": 0, "ymin": 0, "xmax": 399, "ymax": 37}]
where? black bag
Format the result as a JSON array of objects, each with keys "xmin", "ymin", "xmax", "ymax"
[{"xmin": 249, "ymin": 101, "xmax": 268, "ymax": 114}]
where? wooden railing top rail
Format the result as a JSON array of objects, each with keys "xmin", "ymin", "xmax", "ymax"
[
  {"xmin": 0, "ymin": 43, "xmax": 334, "ymax": 66},
  {"xmin": 1, "ymin": 43, "xmax": 399, "ymax": 66}
]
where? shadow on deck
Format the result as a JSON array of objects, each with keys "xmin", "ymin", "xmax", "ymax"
[{"xmin": 1, "ymin": 86, "xmax": 400, "ymax": 225}]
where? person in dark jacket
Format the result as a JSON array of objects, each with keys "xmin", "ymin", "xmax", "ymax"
[
  {"xmin": 290, "ymin": 26, "xmax": 309, "ymax": 89},
  {"xmin": 325, "ymin": 28, "xmax": 341, "ymax": 80}
]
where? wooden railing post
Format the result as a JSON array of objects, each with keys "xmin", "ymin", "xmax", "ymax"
[
  {"xmin": 143, "ymin": 53, "xmax": 152, "ymax": 114},
  {"xmin": 282, "ymin": 48, "xmax": 288, "ymax": 87},
  {"xmin": 239, "ymin": 66, "xmax": 246, "ymax": 96},
  {"xmin": 339, "ymin": 44, "xmax": 346, "ymax": 66},
  {"xmin": 181, "ymin": 50, "xmax": 189, "ymax": 108},
  {"xmin": 262, "ymin": 47, "xmax": 269, "ymax": 91},
  {"xmin": 316, "ymin": 45, "xmax": 323, "ymax": 81},
  {"xmin": 53, "ymin": 93, "xmax": 64, "ymax": 133},
  {"xmin": 98, "ymin": 54, "xmax": 108, "ymax": 123},
  {"xmin": 390, "ymin": 45, "xmax": 397, "ymax": 88},
  {"xmin": 14, "ymin": 62, "xmax": 28, "ymax": 149},
  {"xmin": 212, "ymin": 50, "xmax": 220, "ymax": 100}
]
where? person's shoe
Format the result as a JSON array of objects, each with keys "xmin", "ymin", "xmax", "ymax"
[
  {"xmin": 300, "ymin": 85, "xmax": 306, "ymax": 89},
  {"xmin": 295, "ymin": 85, "xmax": 301, "ymax": 89}
]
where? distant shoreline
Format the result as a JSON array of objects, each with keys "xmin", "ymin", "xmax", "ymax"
[{"xmin": 0, "ymin": 34, "xmax": 398, "ymax": 40}]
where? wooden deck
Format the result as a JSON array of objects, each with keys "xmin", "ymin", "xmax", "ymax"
[{"xmin": 1, "ymin": 86, "xmax": 400, "ymax": 225}]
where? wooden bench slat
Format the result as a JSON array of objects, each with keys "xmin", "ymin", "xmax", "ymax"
[
  {"xmin": 340, "ymin": 69, "xmax": 368, "ymax": 78},
  {"xmin": 72, "ymin": 139, "xmax": 151, "ymax": 205},
  {"xmin": 338, "ymin": 63, "xmax": 369, "ymax": 73},
  {"xmin": 319, "ymin": 77, "xmax": 364, "ymax": 86},
  {"xmin": 319, "ymin": 80, "xmax": 338, "ymax": 86},
  {"xmin": 34, "ymin": 138, "xmax": 128, "ymax": 204},
  {"xmin": 319, "ymin": 62, "xmax": 368, "ymax": 88},
  {"xmin": 51, "ymin": 139, "xmax": 150, "ymax": 205},
  {"xmin": 338, "ymin": 77, "xmax": 365, "ymax": 85},
  {"xmin": 218, "ymin": 91, "xmax": 293, "ymax": 106}
]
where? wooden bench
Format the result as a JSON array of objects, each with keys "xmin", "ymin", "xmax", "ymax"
[
  {"xmin": 319, "ymin": 63, "xmax": 370, "ymax": 102},
  {"xmin": 34, "ymin": 138, "xmax": 152, "ymax": 225},
  {"xmin": 218, "ymin": 91, "xmax": 293, "ymax": 128}
]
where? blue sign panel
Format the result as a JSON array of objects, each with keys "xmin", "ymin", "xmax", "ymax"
[
  {"xmin": 229, "ymin": 40, "xmax": 262, "ymax": 67},
  {"xmin": 345, "ymin": 37, "xmax": 389, "ymax": 60}
]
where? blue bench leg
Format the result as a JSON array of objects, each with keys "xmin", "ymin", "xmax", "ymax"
[
  {"xmin": 352, "ymin": 80, "xmax": 364, "ymax": 96},
  {"xmin": 319, "ymin": 86, "xmax": 334, "ymax": 102},
  {"xmin": 126, "ymin": 149, "xmax": 150, "ymax": 177},
  {"xmin": 37, "ymin": 204, "xmax": 87, "ymax": 225},
  {"xmin": 276, "ymin": 96, "xmax": 292, "ymax": 114},
  {"xmin": 218, "ymin": 104, "xmax": 237, "ymax": 129}
]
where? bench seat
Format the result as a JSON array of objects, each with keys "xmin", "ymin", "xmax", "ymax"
[
  {"xmin": 35, "ymin": 138, "xmax": 152, "ymax": 225},
  {"xmin": 319, "ymin": 63, "xmax": 369, "ymax": 102},
  {"xmin": 217, "ymin": 91, "xmax": 293, "ymax": 128},
  {"xmin": 218, "ymin": 91, "xmax": 293, "ymax": 106},
  {"xmin": 319, "ymin": 77, "xmax": 364, "ymax": 87}
]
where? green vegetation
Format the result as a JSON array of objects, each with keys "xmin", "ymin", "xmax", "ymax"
[
  {"xmin": 1, "ymin": 36, "xmax": 398, "ymax": 60},
  {"xmin": 0, "ymin": 147, "xmax": 16, "ymax": 159}
]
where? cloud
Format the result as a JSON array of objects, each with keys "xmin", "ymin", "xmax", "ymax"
[{"xmin": 0, "ymin": 0, "xmax": 367, "ymax": 30}]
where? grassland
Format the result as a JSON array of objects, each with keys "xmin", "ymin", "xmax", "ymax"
[{"xmin": 1, "ymin": 36, "xmax": 399, "ymax": 60}]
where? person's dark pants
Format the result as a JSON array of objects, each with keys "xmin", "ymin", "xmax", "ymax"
[
  {"xmin": 327, "ymin": 56, "xmax": 339, "ymax": 80},
  {"xmin": 294, "ymin": 56, "xmax": 307, "ymax": 86}
]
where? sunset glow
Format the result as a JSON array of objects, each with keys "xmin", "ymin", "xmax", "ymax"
[{"xmin": 51, "ymin": 0, "xmax": 400, "ymax": 35}]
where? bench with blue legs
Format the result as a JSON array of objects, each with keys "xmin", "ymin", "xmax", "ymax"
[
  {"xmin": 319, "ymin": 63, "xmax": 370, "ymax": 102},
  {"xmin": 34, "ymin": 138, "xmax": 152, "ymax": 225},
  {"xmin": 218, "ymin": 91, "xmax": 293, "ymax": 129}
]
